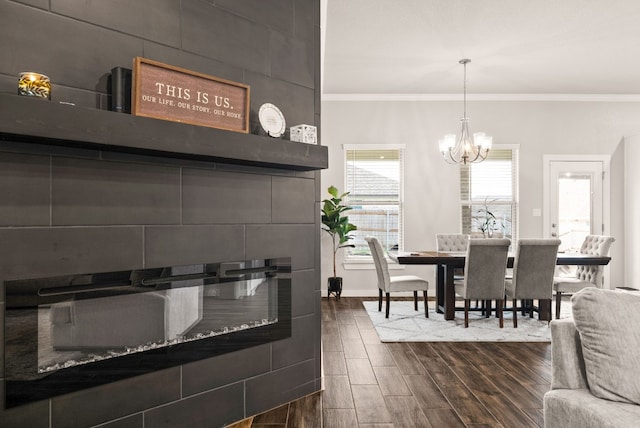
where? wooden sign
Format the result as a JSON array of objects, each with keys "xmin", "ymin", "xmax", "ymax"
[{"xmin": 132, "ymin": 57, "xmax": 250, "ymax": 133}]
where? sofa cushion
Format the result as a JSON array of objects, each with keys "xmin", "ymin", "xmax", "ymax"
[{"xmin": 571, "ymin": 287, "xmax": 640, "ymax": 405}]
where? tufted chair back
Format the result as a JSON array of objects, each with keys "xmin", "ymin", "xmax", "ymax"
[
  {"xmin": 365, "ymin": 236, "xmax": 391, "ymax": 292},
  {"xmin": 436, "ymin": 234, "xmax": 470, "ymax": 252},
  {"xmin": 575, "ymin": 235, "xmax": 615, "ymax": 286}
]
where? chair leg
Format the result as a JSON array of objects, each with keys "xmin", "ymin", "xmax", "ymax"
[
  {"xmin": 385, "ymin": 292, "xmax": 390, "ymax": 318},
  {"xmin": 555, "ymin": 291, "xmax": 562, "ymax": 319},
  {"xmin": 512, "ymin": 298, "xmax": 517, "ymax": 328},
  {"xmin": 497, "ymin": 299, "xmax": 504, "ymax": 329},
  {"xmin": 464, "ymin": 299, "xmax": 470, "ymax": 328},
  {"xmin": 530, "ymin": 299, "xmax": 534, "ymax": 318},
  {"xmin": 423, "ymin": 290, "xmax": 429, "ymax": 318},
  {"xmin": 378, "ymin": 289, "xmax": 383, "ymax": 312},
  {"xmin": 486, "ymin": 300, "xmax": 492, "ymax": 318},
  {"xmin": 414, "ymin": 290, "xmax": 418, "ymax": 311}
]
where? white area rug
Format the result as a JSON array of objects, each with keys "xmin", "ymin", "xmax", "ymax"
[{"xmin": 363, "ymin": 300, "xmax": 571, "ymax": 342}]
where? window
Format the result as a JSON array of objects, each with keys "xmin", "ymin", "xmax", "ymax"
[
  {"xmin": 344, "ymin": 145, "xmax": 404, "ymax": 256},
  {"xmin": 460, "ymin": 147, "xmax": 518, "ymax": 241}
]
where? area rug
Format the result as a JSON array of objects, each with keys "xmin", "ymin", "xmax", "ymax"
[{"xmin": 362, "ymin": 300, "xmax": 572, "ymax": 342}]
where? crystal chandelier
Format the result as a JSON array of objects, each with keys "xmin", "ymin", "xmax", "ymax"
[{"xmin": 439, "ymin": 59, "xmax": 492, "ymax": 165}]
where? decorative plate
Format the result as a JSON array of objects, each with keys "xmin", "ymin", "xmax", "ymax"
[{"xmin": 258, "ymin": 103, "xmax": 286, "ymax": 137}]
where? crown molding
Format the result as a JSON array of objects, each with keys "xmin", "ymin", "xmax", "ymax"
[{"xmin": 321, "ymin": 93, "xmax": 640, "ymax": 102}]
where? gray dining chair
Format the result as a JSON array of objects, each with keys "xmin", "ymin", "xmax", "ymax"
[
  {"xmin": 436, "ymin": 233, "xmax": 470, "ymax": 253},
  {"xmin": 553, "ymin": 235, "xmax": 615, "ymax": 319},
  {"xmin": 454, "ymin": 238, "xmax": 510, "ymax": 328},
  {"xmin": 436, "ymin": 233, "xmax": 469, "ymax": 277},
  {"xmin": 436, "ymin": 233, "xmax": 476, "ymax": 307},
  {"xmin": 505, "ymin": 238, "xmax": 561, "ymax": 327},
  {"xmin": 365, "ymin": 236, "xmax": 430, "ymax": 318}
]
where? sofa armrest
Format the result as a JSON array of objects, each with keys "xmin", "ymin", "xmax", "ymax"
[{"xmin": 550, "ymin": 318, "xmax": 588, "ymax": 390}]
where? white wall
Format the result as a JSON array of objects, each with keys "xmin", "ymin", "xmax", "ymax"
[
  {"xmin": 625, "ymin": 135, "xmax": 640, "ymax": 287},
  {"xmin": 321, "ymin": 99, "xmax": 640, "ymax": 296}
]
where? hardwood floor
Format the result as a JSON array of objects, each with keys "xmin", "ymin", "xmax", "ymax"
[{"xmin": 250, "ymin": 297, "xmax": 552, "ymax": 427}]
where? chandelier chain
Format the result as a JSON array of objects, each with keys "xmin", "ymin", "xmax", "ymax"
[{"xmin": 463, "ymin": 60, "xmax": 467, "ymax": 118}]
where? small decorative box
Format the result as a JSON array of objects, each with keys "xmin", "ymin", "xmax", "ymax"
[{"xmin": 290, "ymin": 124, "xmax": 317, "ymax": 144}]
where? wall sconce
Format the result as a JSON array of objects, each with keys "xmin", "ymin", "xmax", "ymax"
[{"xmin": 18, "ymin": 72, "xmax": 51, "ymax": 100}]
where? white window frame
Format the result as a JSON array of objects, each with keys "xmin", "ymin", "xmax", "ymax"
[
  {"xmin": 460, "ymin": 144, "xmax": 520, "ymax": 242},
  {"xmin": 342, "ymin": 144, "xmax": 405, "ymax": 269}
]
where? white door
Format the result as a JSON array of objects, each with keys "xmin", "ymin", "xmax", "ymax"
[
  {"xmin": 547, "ymin": 161, "xmax": 604, "ymax": 251},
  {"xmin": 544, "ymin": 156, "xmax": 610, "ymax": 283}
]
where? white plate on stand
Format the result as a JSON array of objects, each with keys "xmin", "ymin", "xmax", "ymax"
[{"xmin": 258, "ymin": 103, "xmax": 286, "ymax": 137}]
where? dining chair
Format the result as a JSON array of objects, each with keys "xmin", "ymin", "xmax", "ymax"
[
  {"xmin": 436, "ymin": 233, "xmax": 469, "ymax": 277},
  {"xmin": 454, "ymin": 238, "xmax": 510, "ymax": 328},
  {"xmin": 505, "ymin": 238, "xmax": 561, "ymax": 327},
  {"xmin": 553, "ymin": 235, "xmax": 615, "ymax": 319},
  {"xmin": 365, "ymin": 236, "xmax": 429, "ymax": 319},
  {"xmin": 436, "ymin": 233, "xmax": 476, "ymax": 307},
  {"xmin": 436, "ymin": 234, "xmax": 470, "ymax": 253}
]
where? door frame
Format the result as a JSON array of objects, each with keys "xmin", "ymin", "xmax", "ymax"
[
  {"xmin": 543, "ymin": 155, "xmax": 611, "ymax": 239},
  {"xmin": 543, "ymin": 154, "xmax": 612, "ymax": 289}
]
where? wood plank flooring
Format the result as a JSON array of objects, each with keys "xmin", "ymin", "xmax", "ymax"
[{"xmin": 249, "ymin": 297, "xmax": 552, "ymax": 428}]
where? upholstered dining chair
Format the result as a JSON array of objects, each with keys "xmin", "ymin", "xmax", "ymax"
[
  {"xmin": 454, "ymin": 238, "xmax": 510, "ymax": 328},
  {"xmin": 436, "ymin": 233, "xmax": 470, "ymax": 253},
  {"xmin": 437, "ymin": 233, "xmax": 478, "ymax": 307},
  {"xmin": 436, "ymin": 233, "xmax": 469, "ymax": 277},
  {"xmin": 505, "ymin": 239, "xmax": 561, "ymax": 327},
  {"xmin": 365, "ymin": 236, "xmax": 429, "ymax": 319},
  {"xmin": 553, "ymin": 235, "xmax": 615, "ymax": 319}
]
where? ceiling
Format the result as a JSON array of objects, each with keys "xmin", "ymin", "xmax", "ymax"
[{"xmin": 321, "ymin": 0, "xmax": 640, "ymax": 99}]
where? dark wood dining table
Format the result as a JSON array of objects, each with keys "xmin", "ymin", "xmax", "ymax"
[{"xmin": 389, "ymin": 250, "xmax": 611, "ymax": 321}]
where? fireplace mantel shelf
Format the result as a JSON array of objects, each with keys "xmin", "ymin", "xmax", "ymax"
[{"xmin": 0, "ymin": 93, "xmax": 328, "ymax": 171}]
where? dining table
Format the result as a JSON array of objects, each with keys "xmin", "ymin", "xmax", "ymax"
[{"xmin": 389, "ymin": 250, "xmax": 611, "ymax": 321}]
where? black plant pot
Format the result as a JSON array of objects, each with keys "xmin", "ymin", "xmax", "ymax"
[{"xmin": 327, "ymin": 277, "xmax": 342, "ymax": 299}]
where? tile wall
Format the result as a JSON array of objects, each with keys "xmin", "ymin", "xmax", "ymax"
[{"xmin": 0, "ymin": 0, "xmax": 322, "ymax": 426}]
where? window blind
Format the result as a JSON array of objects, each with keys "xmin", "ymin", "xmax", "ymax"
[
  {"xmin": 345, "ymin": 147, "xmax": 404, "ymax": 254},
  {"xmin": 460, "ymin": 148, "xmax": 518, "ymax": 240}
]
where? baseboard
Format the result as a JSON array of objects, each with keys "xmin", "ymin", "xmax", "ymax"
[{"xmin": 322, "ymin": 289, "xmax": 434, "ymax": 298}]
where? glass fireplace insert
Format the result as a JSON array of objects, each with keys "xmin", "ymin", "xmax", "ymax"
[{"xmin": 3, "ymin": 257, "xmax": 291, "ymax": 408}]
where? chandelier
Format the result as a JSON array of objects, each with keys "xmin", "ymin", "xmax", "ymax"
[{"xmin": 439, "ymin": 59, "xmax": 492, "ymax": 165}]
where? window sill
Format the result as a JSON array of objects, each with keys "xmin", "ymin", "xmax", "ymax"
[{"xmin": 343, "ymin": 257, "xmax": 406, "ymax": 270}]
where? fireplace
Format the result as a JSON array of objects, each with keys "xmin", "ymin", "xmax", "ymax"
[
  {"xmin": 0, "ymin": 88, "xmax": 322, "ymax": 425},
  {"xmin": 3, "ymin": 257, "xmax": 291, "ymax": 408}
]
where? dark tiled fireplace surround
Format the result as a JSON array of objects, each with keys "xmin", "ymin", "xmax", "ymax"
[{"xmin": 0, "ymin": 93, "xmax": 327, "ymax": 426}]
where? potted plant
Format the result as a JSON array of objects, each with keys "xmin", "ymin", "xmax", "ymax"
[
  {"xmin": 477, "ymin": 206, "xmax": 497, "ymax": 237},
  {"xmin": 321, "ymin": 185, "xmax": 357, "ymax": 299},
  {"xmin": 474, "ymin": 198, "xmax": 503, "ymax": 238}
]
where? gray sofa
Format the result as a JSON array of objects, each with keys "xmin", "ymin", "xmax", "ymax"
[{"xmin": 544, "ymin": 288, "xmax": 640, "ymax": 427}]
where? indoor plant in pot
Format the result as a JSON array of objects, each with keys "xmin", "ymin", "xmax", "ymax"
[
  {"xmin": 474, "ymin": 198, "xmax": 502, "ymax": 237},
  {"xmin": 321, "ymin": 185, "xmax": 357, "ymax": 299}
]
